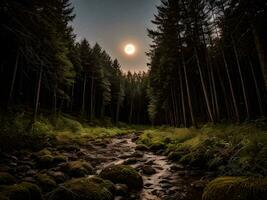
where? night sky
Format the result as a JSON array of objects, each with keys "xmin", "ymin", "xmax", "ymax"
[{"xmin": 70, "ymin": 0, "xmax": 161, "ymax": 72}]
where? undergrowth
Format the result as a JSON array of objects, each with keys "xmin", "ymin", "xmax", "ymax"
[
  {"xmin": 0, "ymin": 112, "xmax": 131, "ymax": 152},
  {"xmin": 138, "ymin": 120, "xmax": 267, "ymax": 176}
]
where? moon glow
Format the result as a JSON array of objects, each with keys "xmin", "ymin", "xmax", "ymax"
[{"xmin": 124, "ymin": 44, "xmax": 136, "ymax": 55}]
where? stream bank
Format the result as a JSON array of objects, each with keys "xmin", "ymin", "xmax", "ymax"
[{"xmin": 0, "ymin": 132, "xmax": 212, "ymax": 200}]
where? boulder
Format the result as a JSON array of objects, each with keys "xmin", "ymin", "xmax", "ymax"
[
  {"xmin": 53, "ymin": 155, "xmax": 68, "ymax": 164},
  {"xmin": 0, "ymin": 172, "xmax": 16, "ymax": 185},
  {"xmin": 0, "ymin": 182, "xmax": 42, "ymax": 200},
  {"xmin": 36, "ymin": 155, "xmax": 54, "ymax": 168},
  {"xmin": 35, "ymin": 173, "xmax": 57, "ymax": 192},
  {"xmin": 115, "ymin": 184, "xmax": 128, "ymax": 196},
  {"xmin": 149, "ymin": 143, "xmax": 165, "ymax": 152},
  {"xmin": 48, "ymin": 177, "xmax": 114, "ymax": 200},
  {"xmin": 135, "ymin": 145, "xmax": 149, "ymax": 151},
  {"xmin": 60, "ymin": 160, "xmax": 93, "ymax": 177},
  {"xmin": 141, "ymin": 165, "xmax": 156, "ymax": 175},
  {"xmin": 100, "ymin": 165, "xmax": 143, "ymax": 190},
  {"xmin": 123, "ymin": 158, "xmax": 138, "ymax": 165}
]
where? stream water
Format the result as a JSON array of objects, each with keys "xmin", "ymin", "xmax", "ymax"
[
  {"xmin": 86, "ymin": 133, "xmax": 204, "ymax": 200},
  {"xmin": 0, "ymin": 132, "xmax": 207, "ymax": 200}
]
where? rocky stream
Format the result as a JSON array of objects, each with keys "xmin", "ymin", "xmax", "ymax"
[{"xmin": 0, "ymin": 133, "xmax": 212, "ymax": 200}]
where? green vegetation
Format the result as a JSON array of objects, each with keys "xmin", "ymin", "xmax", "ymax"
[
  {"xmin": 60, "ymin": 161, "xmax": 93, "ymax": 178},
  {"xmin": 138, "ymin": 121, "xmax": 267, "ymax": 176},
  {"xmin": 0, "ymin": 182, "xmax": 42, "ymax": 200},
  {"xmin": 100, "ymin": 165, "xmax": 143, "ymax": 190},
  {"xmin": 0, "ymin": 113, "xmax": 131, "ymax": 152},
  {"xmin": 202, "ymin": 176, "xmax": 267, "ymax": 200},
  {"xmin": 35, "ymin": 174, "xmax": 57, "ymax": 192},
  {"xmin": 48, "ymin": 177, "xmax": 114, "ymax": 200},
  {"xmin": 0, "ymin": 173, "xmax": 16, "ymax": 185}
]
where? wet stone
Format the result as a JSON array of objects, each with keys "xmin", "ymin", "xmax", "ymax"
[
  {"xmin": 142, "ymin": 165, "xmax": 157, "ymax": 175},
  {"xmin": 115, "ymin": 184, "xmax": 128, "ymax": 196}
]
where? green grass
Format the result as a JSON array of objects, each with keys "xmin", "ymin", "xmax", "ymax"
[
  {"xmin": 0, "ymin": 112, "xmax": 133, "ymax": 152},
  {"xmin": 202, "ymin": 176, "xmax": 267, "ymax": 200},
  {"xmin": 138, "ymin": 121, "xmax": 267, "ymax": 176}
]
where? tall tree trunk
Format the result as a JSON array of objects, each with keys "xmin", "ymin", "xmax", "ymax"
[
  {"xmin": 249, "ymin": 59, "xmax": 264, "ymax": 117},
  {"xmin": 221, "ymin": 49, "xmax": 240, "ymax": 122},
  {"xmin": 129, "ymin": 98, "xmax": 133, "ymax": 124},
  {"xmin": 200, "ymin": 23, "xmax": 217, "ymax": 121},
  {"xmin": 212, "ymin": 7, "xmax": 240, "ymax": 122},
  {"xmin": 207, "ymin": 33, "xmax": 220, "ymax": 120},
  {"xmin": 182, "ymin": 55, "xmax": 197, "ymax": 127},
  {"xmin": 115, "ymin": 98, "xmax": 120, "ymax": 124},
  {"xmin": 194, "ymin": 48, "xmax": 214, "ymax": 123},
  {"xmin": 82, "ymin": 74, "xmax": 87, "ymax": 116},
  {"xmin": 232, "ymin": 36, "xmax": 250, "ymax": 120},
  {"xmin": 171, "ymin": 86, "xmax": 178, "ymax": 127},
  {"xmin": 70, "ymin": 81, "xmax": 75, "ymax": 112},
  {"xmin": 8, "ymin": 52, "xmax": 19, "ymax": 107},
  {"xmin": 33, "ymin": 66, "xmax": 43, "ymax": 123},
  {"xmin": 216, "ymin": 65, "xmax": 231, "ymax": 119},
  {"xmin": 90, "ymin": 76, "xmax": 94, "ymax": 121},
  {"xmin": 53, "ymin": 84, "xmax": 57, "ymax": 115},
  {"xmin": 251, "ymin": 22, "xmax": 267, "ymax": 90},
  {"xmin": 210, "ymin": 62, "xmax": 220, "ymax": 121},
  {"xmin": 179, "ymin": 65, "xmax": 187, "ymax": 127}
]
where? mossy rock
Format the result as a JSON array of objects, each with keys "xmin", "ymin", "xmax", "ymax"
[
  {"xmin": 87, "ymin": 176, "xmax": 115, "ymax": 192},
  {"xmin": 100, "ymin": 165, "xmax": 143, "ymax": 190},
  {"xmin": 0, "ymin": 194, "xmax": 8, "ymax": 200},
  {"xmin": 36, "ymin": 155, "xmax": 54, "ymax": 168},
  {"xmin": 202, "ymin": 176, "xmax": 267, "ymax": 200},
  {"xmin": 0, "ymin": 172, "xmax": 16, "ymax": 185},
  {"xmin": 149, "ymin": 143, "xmax": 165, "ymax": 151},
  {"xmin": 142, "ymin": 165, "xmax": 156, "ymax": 175},
  {"xmin": 179, "ymin": 150, "xmax": 208, "ymax": 169},
  {"xmin": 123, "ymin": 158, "xmax": 138, "ymax": 165},
  {"xmin": 167, "ymin": 151, "xmax": 184, "ymax": 161},
  {"xmin": 48, "ymin": 177, "xmax": 113, "ymax": 200},
  {"xmin": 53, "ymin": 155, "xmax": 68, "ymax": 164},
  {"xmin": 36, "ymin": 148, "xmax": 52, "ymax": 156},
  {"xmin": 60, "ymin": 161, "xmax": 93, "ymax": 177},
  {"xmin": 35, "ymin": 173, "xmax": 57, "ymax": 192},
  {"xmin": 0, "ymin": 182, "xmax": 42, "ymax": 200},
  {"xmin": 135, "ymin": 144, "xmax": 149, "ymax": 151}
]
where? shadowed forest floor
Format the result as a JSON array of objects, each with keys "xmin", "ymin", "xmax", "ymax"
[{"xmin": 0, "ymin": 115, "xmax": 267, "ymax": 200}]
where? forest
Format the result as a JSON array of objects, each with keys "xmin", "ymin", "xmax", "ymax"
[{"xmin": 0, "ymin": 0, "xmax": 267, "ymax": 200}]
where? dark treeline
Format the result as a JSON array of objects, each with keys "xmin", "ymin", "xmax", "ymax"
[
  {"xmin": 1, "ymin": 0, "xmax": 266, "ymax": 127},
  {"xmin": 148, "ymin": 0, "xmax": 267, "ymax": 126},
  {"xmin": 0, "ymin": 0, "xmax": 149, "ymax": 125}
]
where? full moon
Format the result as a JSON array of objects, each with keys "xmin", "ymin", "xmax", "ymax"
[{"xmin": 124, "ymin": 44, "xmax": 136, "ymax": 55}]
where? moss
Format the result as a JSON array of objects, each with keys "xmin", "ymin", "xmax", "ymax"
[
  {"xmin": 0, "ymin": 172, "xmax": 16, "ymax": 185},
  {"xmin": 123, "ymin": 158, "xmax": 138, "ymax": 165},
  {"xmin": 48, "ymin": 177, "xmax": 113, "ymax": 200},
  {"xmin": 179, "ymin": 148, "xmax": 209, "ymax": 169},
  {"xmin": 51, "ymin": 116, "xmax": 83, "ymax": 133},
  {"xmin": 60, "ymin": 161, "xmax": 93, "ymax": 177},
  {"xmin": 202, "ymin": 176, "xmax": 267, "ymax": 200},
  {"xmin": 35, "ymin": 173, "xmax": 57, "ymax": 192},
  {"xmin": 87, "ymin": 176, "xmax": 115, "ymax": 192},
  {"xmin": 0, "ymin": 194, "xmax": 8, "ymax": 200},
  {"xmin": 135, "ymin": 144, "xmax": 149, "ymax": 151},
  {"xmin": 167, "ymin": 148, "xmax": 190, "ymax": 161},
  {"xmin": 53, "ymin": 155, "xmax": 67, "ymax": 164},
  {"xmin": 0, "ymin": 182, "xmax": 42, "ymax": 200},
  {"xmin": 149, "ymin": 143, "xmax": 166, "ymax": 151},
  {"xmin": 36, "ymin": 155, "xmax": 54, "ymax": 168},
  {"xmin": 100, "ymin": 165, "xmax": 143, "ymax": 190},
  {"xmin": 36, "ymin": 148, "xmax": 52, "ymax": 156}
]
